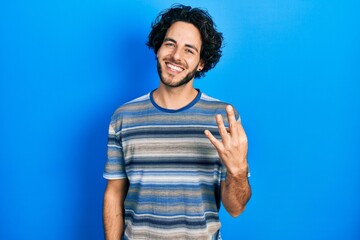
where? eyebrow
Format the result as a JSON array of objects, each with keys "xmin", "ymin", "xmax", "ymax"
[{"xmin": 163, "ymin": 37, "xmax": 199, "ymax": 53}]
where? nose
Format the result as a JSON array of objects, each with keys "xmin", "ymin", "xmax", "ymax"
[{"xmin": 172, "ymin": 46, "xmax": 182, "ymax": 61}]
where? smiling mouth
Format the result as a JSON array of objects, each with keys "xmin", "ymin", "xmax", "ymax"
[{"xmin": 166, "ymin": 62, "xmax": 185, "ymax": 73}]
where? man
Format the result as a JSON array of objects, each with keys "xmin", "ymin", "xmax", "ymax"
[{"xmin": 103, "ymin": 4, "xmax": 251, "ymax": 240}]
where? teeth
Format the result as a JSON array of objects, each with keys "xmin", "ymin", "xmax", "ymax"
[{"xmin": 167, "ymin": 63, "xmax": 183, "ymax": 72}]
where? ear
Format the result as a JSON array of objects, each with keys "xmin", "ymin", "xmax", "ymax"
[{"xmin": 198, "ymin": 59, "xmax": 205, "ymax": 71}]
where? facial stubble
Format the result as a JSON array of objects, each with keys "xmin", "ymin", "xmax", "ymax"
[{"xmin": 157, "ymin": 60, "xmax": 199, "ymax": 88}]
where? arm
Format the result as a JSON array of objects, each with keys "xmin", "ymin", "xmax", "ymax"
[
  {"xmin": 103, "ymin": 179, "xmax": 129, "ymax": 240},
  {"xmin": 221, "ymin": 169, "xmax": 251, "ymax": 217},
  {"xmin": 205, "ymin": 105, "xmax": 251, "ymax": 217}
]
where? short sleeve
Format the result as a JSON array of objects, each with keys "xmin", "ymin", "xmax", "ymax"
[{"xmin": 103, "ymin": 122, "xmax": 127, "ymax": 179}]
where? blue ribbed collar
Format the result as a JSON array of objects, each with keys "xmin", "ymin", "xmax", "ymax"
[{"xmin": 150, "ymin": 88, "xmax": 201, "ymax": 113}]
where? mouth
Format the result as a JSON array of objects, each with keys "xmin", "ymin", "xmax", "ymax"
[{"xmin": 165, "ymin": 62, "xmax": 185, "ymax": 73}]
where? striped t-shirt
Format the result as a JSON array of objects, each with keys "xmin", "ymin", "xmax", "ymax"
[{"xmin": 104, "ymin": 89, "xmax": 240, "ymax": 240}]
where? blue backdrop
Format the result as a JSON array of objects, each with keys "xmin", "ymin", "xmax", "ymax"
[{"xmin": 1, "ymin": 0, "xmax": 359, "ymax": 239}]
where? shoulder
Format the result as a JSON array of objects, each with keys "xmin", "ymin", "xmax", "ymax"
[
  {"xmin": 200, "ymin": 92, "xmax": 229, "ymax": 105},
  {"xmin": 109, "ymin": 93, "xmax": 151, "ymax": 125},
  {"xmin": 199, "ymin": 92, "xmax": 231, "ymax": 110},
  {"xmin": 199, "ymin": 92, "xmax": 241, "ymax": 121},
  {"xmin": 113, "ymin": 93, "xmax": 150, "ymax": 114}
]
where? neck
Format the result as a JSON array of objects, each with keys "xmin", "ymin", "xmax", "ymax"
[{"xmin": 153, "ymin": 83, "xmax": 198, "ymax": 110}]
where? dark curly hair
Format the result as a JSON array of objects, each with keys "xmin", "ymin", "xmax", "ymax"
[{"xmin": 146, "ymin": 4, "xmax": 223, "ymax": 79}]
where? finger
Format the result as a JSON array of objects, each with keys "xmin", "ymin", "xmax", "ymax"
[
  {"xmin": 237, "ymin": 122, "xmax": 248, "ymax": 141},
  {"xmin": 204, "ymin": 129, "xmax": 224, "ymax": 151},
  {"xmin": 216, "ymin": 114, "xmax": 230, "ymax": 143},
  {"xmin": 226, "ymin": 105, "xmax": 239, "ymax": 136}
]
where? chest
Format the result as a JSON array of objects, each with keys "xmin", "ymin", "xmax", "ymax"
[{"xmin": 120, "ymin": 125, "xmax": 221, "ymax": 177}]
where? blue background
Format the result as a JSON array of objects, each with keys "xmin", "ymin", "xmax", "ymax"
[{"xmin": 1, "ymin": 0, "xmax": 359, "ymax": 239}]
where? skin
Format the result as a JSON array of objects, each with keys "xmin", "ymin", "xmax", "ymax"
[
  {"xmin": 152, "ymin": 21, "xmax": 204, "ymax": 110},
  {"xmin": 103, "ymin": 20, "xmax": 251, "ymax": 239},
  {"xmin": 103, "ymin": 179, "xmax": 129, "ymax": 240},
  {"xmin": 204, "ymin": 106, "xmax": 252, "ymax": 217}
]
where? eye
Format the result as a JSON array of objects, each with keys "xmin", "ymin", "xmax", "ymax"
[
  {"xmin": 185, "ymin": 49, "xmax": 194, "ymax": 54},
  {"xmin": 164, "ymin": 42, "xmax": 175, "ymax": 47}
]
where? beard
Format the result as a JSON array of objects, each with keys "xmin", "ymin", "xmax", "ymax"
[{"xmin": 157, "ymin": 59, "xmax": 199, "ymax": 88}]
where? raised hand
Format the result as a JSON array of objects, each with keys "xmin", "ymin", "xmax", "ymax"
[{"xmin": 204, "ymin": 105, "xmax": 248, "ymax": 176}]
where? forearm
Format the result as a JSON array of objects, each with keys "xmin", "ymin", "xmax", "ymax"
[
  {"xmin": 103, "ymin": 191, "xmax": 124, "ymax": 240},
  {"xmin": 221, "ymin": 169, "xmax": 251, "ymax": 217}
]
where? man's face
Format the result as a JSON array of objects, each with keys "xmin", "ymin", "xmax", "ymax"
[{"xmin": 156, "ymin": 21, "xmax": 204, "ymax": 88}]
